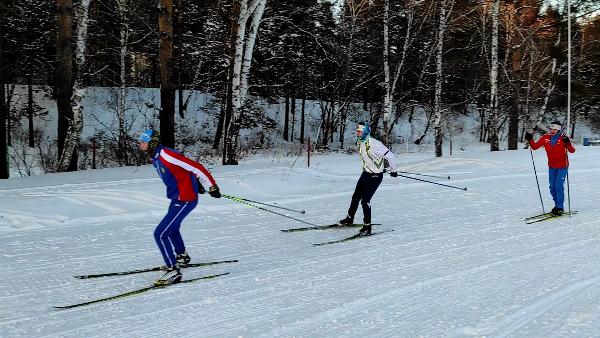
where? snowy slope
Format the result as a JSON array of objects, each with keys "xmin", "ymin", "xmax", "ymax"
[{"xmin": 1, "ymin": 145, "xmax": 600, "ymax": 338}]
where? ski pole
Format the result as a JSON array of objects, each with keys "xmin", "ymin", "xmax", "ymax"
[
  {"xmin": 566, "ymin": 169, "xmax": 571, "ymax": 216},
  {"xmin": 222, "ymin": 194, "xmax": 306, "ymax": 214},
  {"xmin": 565, "ymin": 148, "xmax": 571, "ymax": 217},
  {"xmin": 395, "ymin": 174, "xmax": 467, "ymax": 191},
  {"xmin": 398, "ymin": 170, "xmax": 450, "ymax": 180},
  {"xmin": 222, "ymin": 194, "xmax": 318, "ymax": 227},
  {"xmin": 529, "ymin": 147, "xmax": 545, "ymax": 214}
]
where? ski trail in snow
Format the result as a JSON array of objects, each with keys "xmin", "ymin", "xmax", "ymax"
[
  {"xmin": 3, "ymin": 149, "xmax": 600, "ymax": 337},
  {"xmin": 261, "ymin": 236, "xmax": 600, "ymax": 337},
  {"xmin": 492, "ymin": 275, "xmax": 600, "ymax": 338},
  {"xmin": 0, "ymin": 178, "xmax": 160, "ymax": 194}
]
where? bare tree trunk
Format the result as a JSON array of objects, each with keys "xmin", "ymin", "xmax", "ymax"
[
  {"xmin": 238, "ymin": 0, "xmax": 265, "ymax": 101},
  {"xmin": 339, "ymin": 111, "xmax": 346, "ymax": 148},
  {"xmin": 382, "ymin": 0, "xmax": 391, "ymax": 146},
  {"xmin": 213, "ymin": 102, "xmax": 226, "ymax": 150},
  {"xmin": 28, "ymin": 73, "xmax": 34, "ymax": 148},
  {"xmin": 479, "ymin": 107, "xmax": 485, "ymax": 142},
  {"xmin": 570, "ymin": 110, "xmax": 577, "ymax": 137},
  {"xmin": 56, "ymin": 0, "xmax": 74, "ymax": 169},
  {"xmin": 225, "ymin": 0, "xmax": 266, "ymax": 165},
  {"xmin": 117, "ymin": 0, "xmax": 129, "ymax": 165},
  {"xmin": 5, "ymin": 85, "xmax": 13, "ymax": 147},
  {"xmin": 284, "ymin": 93, "xmax": 289, "ymax": 141},
  {"xmin": 382, "ymin": 0, "xmax": 414, "ymax": 147},
  {"xmin": 174, "ymin": 0, "xmax": 184, "ymax": 119},
  {"xmin": 0, "ymin": 36, "xmax": 7, "ymax": 179},
  {"xmin": 56, "ymin": 0, "xmax": 92, "ymax": 172},
  {"xmin": 300, "ymin": 78, "xmax": 305, "ymax": 144},
  {"xmin": 508, "ymin": 48, "xmax": 521, "ymax": 150},
  {"xmin": 158, "ymin": 0, "xmax": 175, "ymax": 148},
  {"xmin": 415, "ymin": 106, "xmax": 433, "ymax": 145},
  {"xmin": 214, "ymin": 4, "xmax": 236, "ymax": 152},
  {"xmin": 488, "ymin": 0, "xmax": 500, "ymax": 151},
  {"xmin": 433, "ymin": 0, "xmax": 448, "ymax": 158},
  {"xmin": 291, "ymin": 94, "xmax": 296, "ymax": 141}
]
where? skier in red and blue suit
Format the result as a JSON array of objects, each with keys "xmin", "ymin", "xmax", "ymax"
[
  {"xmin": 138, "ymin": 129, "xmax": 221, "ymax": 285},
  {"xmin": 525, "ymin": 121, "xmax": 575, "ymax": 216}
]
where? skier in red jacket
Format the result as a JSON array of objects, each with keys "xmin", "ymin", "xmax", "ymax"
[
  {"xmin": 139, "ymin": 129, "xmax": 221, "ymax": 285},
  {"xmin": 525, "ymin": 121, "xmax": 575, "ymax": 216}
]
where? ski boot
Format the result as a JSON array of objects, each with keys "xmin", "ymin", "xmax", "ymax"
[
  {"xmin": 337, "ymin": 215, "xmax": 354, "ymax": 226},
  {"xmin": 552, "ymin": 208, "xmax": 564, "ymax": 216},
  {"xmin": 358, "ymin": 223, "xmax": 372, "ymax": 236},
  {"xmin": 154, "ymin": 265, "xmax": 182, "ymax": 286},
  {"xmin": 176, "ymin": 252, "xmax": 191, "ymax": 267}
]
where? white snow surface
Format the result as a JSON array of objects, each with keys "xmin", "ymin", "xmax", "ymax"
[{"xmin": 1, "ymin": 145, "xmax": 600, "ymax": 338}]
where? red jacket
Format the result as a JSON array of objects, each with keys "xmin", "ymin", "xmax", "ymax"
[
  {"xmin": 152, "ymin": 145, "xmax": 217, "ymax": 201},
  {"xmin": 529, "ymin": 133, "xmax": 576, "ymax": 168}
]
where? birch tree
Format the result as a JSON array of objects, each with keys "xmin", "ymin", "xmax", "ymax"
[
  {"xmin": 382, "ymin": 0, "xmax": 392, "ymax": 146},
  {"xmin": 488, "ymin": 0, "xmax": 500, "ymax": 151},
  {"xmin": 56, "ymin": 0, "xmax": 92, "ymax": 172},
  {"xmin": 223, "ymin": 0, "xmax": 267, "ymax": 165},
  {"xmin": 382, "ymin": 0, "xmax": 418, "ymax": 146},
  {"xmin": 433, "ymin": 0, "xmax": 452, "ymax": 157},
  {"xmin": 116, "ymin": 0, "xmax": 129, "ymax": 165}
]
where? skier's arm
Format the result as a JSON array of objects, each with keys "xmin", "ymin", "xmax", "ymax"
[
  {"xmin": 563, "ymin": 136, "xmax": 575, "ymax": 153},
  {"xmin": 160, "ymin": 148, "xmax": 217, "ymax": 187},
  {"xmin": 371, "ymin": 140, "xmax": 398, "ymax": 172},
  {"xmin": 383, "ymin": 150, "xmax": 398, "ymax": 172},
  {"xmin": 528, "ymin": 135, "xmax": 545, "ymax": 150}
]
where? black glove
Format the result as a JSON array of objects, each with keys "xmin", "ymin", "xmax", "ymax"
[
  {"xmin": 562, "ymin": 136, "xmax": 570, "ymax": 144},
  {"xmin": 209, "ymin": 185, "xmax": 221, "ymax": 198},
  {"xmin": 390, "ymin": 171, "xmax": 398, "ymax": 177},
  {"xmin": 196, "ymin": 178, "xmax": 206, "ymax": 194},
  {"xmin": 524, "ymin": 132, "xmax": 533, "ymax": 141}
]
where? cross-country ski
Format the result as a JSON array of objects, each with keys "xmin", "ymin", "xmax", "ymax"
[
  {"xmin": 74, "ymin": 260, "xmax": 238, "ymax": 279},
  {"xmin": 280, "ymin": 223, "xmax": 380, "ymax": 233},
  {"xmin": 55, "ymin": 273, "xmax": 229, "ymax": 309},
  {"xmin": 312, "ymin": 230, "xmax": 395, "ymax": 247}
]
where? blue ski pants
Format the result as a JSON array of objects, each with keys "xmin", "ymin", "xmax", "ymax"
[
  {"xmin": 548, "ymin": 167, "xmax": 568, "ymax": 209},
  {"xmin": 347, "ymin": 171, "xmax": 383, "ymax": 224},
  {"xmin": 154, "ymin": 199, "xmax": 197, "ymax": 267}
]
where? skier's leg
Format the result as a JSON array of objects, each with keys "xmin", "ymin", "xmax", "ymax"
[
  {"xmin": 168, "ymin": 200, "xmax": 197, "ymax": 255},
  {"xmin": 154, "ymin": 200, "xmax": 196, "ymax": 267},
  {"xmin": 548, "ymin": 168, "xmax": 558, "ymax": 207},
  {"xmin": 360, "ymin": 173, "xmax": 384, "ymax": 224},
  {"xmin": 347, "ymin": 172, "xmax": 368, "ymax": 219},
  {"xmin": 554, "ymin": 168, "xmax": 568, "ymax": 209}
]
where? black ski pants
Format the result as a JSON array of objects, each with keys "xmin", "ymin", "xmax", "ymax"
[{"xmin": 347, "ymin": 171, "xmax": 383, "ymax": 224}]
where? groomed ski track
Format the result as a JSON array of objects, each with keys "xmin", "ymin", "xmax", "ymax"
[{"xmin": 2, "ymin": 147, "xmax": 600, "ymax": 337}]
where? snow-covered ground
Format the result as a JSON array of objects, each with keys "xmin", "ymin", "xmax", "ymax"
[{"xmin": 1, "ymin": 144, "xmax": 600, "ymax": 337}]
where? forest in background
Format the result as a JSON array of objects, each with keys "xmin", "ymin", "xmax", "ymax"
[{"xmin": 0, "ymin": 0, "xmax": 599, "ymax": 178}]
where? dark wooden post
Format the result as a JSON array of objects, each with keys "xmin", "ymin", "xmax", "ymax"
[
  {"xmin": 91, "ymin": 138, "xmax": 96, "ymax": 169},
  {"xmin": 307, "ymin": 137, "xmax": 311, "ymax": 167}
]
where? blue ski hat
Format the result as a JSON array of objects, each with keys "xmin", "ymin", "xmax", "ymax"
[
  {"xmin": 139, "ymin": 129, "xmax": 155, "ymax": 143},
  {"xmin": 357, "ymin": 122, "xmax": 371, "ymax": 141},
  {"xmin": 139, "ymin": 129, "xmax": 161, "ymax": 155}
]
